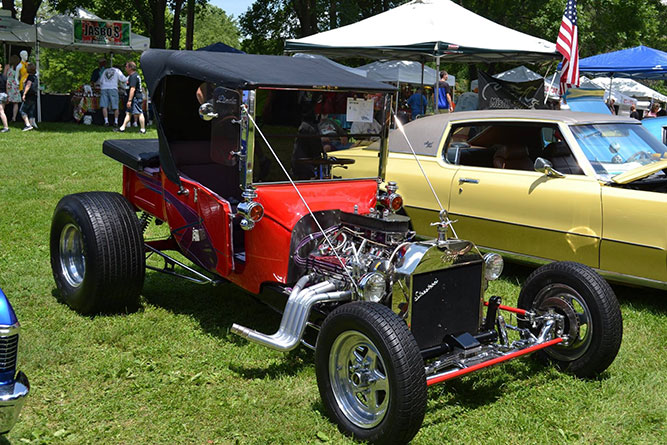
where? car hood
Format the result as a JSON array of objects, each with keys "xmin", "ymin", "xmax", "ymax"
[{"xmin": 611, "ymin": 159, "xmax": 667, "ymax": 184}]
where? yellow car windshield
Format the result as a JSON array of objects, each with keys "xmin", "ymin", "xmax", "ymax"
[{"xmin": 570, "ymin": 123, "xmax": 667, "ymax": 179}]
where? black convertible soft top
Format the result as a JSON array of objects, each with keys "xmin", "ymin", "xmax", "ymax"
[{"xmin": 141, "ymin": 49, "xmax": 396, "ymax": 96}]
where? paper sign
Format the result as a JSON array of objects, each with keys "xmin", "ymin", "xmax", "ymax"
[
  {"xmin": 346, "ymin": 98, "xmax": 374, "ymax": 122},
  {"xmin": 74, "ymin": 19, "xmax": 131, "ymax": 47}
]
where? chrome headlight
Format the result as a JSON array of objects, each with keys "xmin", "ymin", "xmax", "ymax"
[
  {"xmin": 483, "ymin": 253, "xmax": 504, "ymax": 281},
  {"xmin": 358, "ymin": 272, "xmax": 387, "ymax": 303}
]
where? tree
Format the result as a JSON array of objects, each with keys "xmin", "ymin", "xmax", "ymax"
[
  {"xmin": 239, "ymin": 0, "xmax": 403, "ymax": 55},
  {"xmin": 170, "ymin": 0, "xmax": 185, "ymax": 50},
  {"xmin": 186, "ymin": 4, "xmax": 239, "ymax": 50},
  {"xmin": 2, "ymin": 0, "xmax": 16, "ymax": 18},
  {"xmin": 184, "ymin": 0, "xmax": 194, "ymax": 49}
]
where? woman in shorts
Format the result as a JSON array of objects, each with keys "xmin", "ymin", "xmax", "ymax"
[{"xmin": 0, "ymin": 61, "xmax": 9, "ymax": 132}]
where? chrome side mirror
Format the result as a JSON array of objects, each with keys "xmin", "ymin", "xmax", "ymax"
[
  {"xmin": 198, "ymin": 102, "xmax": 218, "ymax": 121},
  {"xmin": 534, "ymin": 157, "xmax": 565, "ymax": 178}
]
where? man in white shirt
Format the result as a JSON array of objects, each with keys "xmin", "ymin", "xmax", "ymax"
[{"xmin": 99, "ymin": 65, "xmax": 127, "ymax": 127}]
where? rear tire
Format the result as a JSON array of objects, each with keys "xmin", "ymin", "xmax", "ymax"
[
  {"xmin": 50, "ymin": 192, "xmax": 145, "ymax": 314},
  {"xmin": 315, "ymin": 302, "xmax": 426, "ymax": 444},
  {"xmin": 518, "ymin": 261, "xmax": 622, "ymax": 377}
]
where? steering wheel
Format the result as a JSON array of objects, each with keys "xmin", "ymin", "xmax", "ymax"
[
  {"xmin": 626, "ymin": 150, "xmax": 652, "ymax": 163},
  {"xmin": 294, "ymin": 157, "xmax": 356, "ymax": 166},
  {"xmin": 294, "ymin": 157, "xmax": 356, "ymax": 179}
]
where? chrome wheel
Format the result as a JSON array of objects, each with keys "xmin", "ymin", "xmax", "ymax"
[
  {"xmin": 535, "ymin": 283, "xmax": 592, "ymax": 361},
  {"xmin": 59, "ymin": 223, "xmax": 86, "ymax": 288},
  {"xmin": 329, "ymin": 330, "xmax": 389, "ymax": 429}
]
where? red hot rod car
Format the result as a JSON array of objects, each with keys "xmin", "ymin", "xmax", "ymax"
[{"xmin": 49, "ymin": 50, "xmax": 622, "ymax": 444}]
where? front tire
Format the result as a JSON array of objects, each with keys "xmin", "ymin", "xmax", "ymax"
[
  {"xmin": 518, "ymin": 261, "xmax": 622, "ymax": 377},
  {"xmin": 50, "ymin": 192, "xmax": 145, "ymax": 314},
  {"xmin": 315, "ymin": 302, "xmax": 426, "ymax": 444}
]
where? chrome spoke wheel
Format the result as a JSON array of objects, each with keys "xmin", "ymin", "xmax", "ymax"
[
  {"xmin": 535, "ymin": 283, "xmax": 593, "ymax": 361},
  {"xmin": 329, "ymin": 331, "xmax": 389, "ymax": 429},
  {"xmin": 59, "ymin": 223, "xmax": 86, "ymax": 288}
]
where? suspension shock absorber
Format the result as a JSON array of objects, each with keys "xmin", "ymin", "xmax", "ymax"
[{"xmin": 138, "ymin": 212, "xmax": 153, "ymax": 234}]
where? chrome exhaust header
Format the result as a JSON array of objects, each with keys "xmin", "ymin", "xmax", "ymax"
[{"xmin": 231, "ymin": 275, "xmax": 351, "ymax": 351}]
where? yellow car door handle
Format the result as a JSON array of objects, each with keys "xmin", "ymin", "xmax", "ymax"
[{"xmin": 459, "ymin": 178, "xmax": 479, "ymax": 184}]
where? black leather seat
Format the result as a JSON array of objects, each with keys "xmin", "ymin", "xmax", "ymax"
[
  {"xmin": 543, "ymin": 142, "xmax": 583, "ymax": 175},
  {"xmin": 492, "ymin": 144, "xmax": 533, "ymax": 170}
]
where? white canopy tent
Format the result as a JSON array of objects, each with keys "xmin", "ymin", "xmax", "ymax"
[
  {"xmin": 591, "ymin": 77, "xmax": 667, "ymax": 108},
  {"xmin": 0, "ymin": 10, "xmax": 36, "ymax": 68},
  {"xmin": 0, "ymin": 10, "xmax": 35, "ymax": 45},
  {"xmin": 292, "ymin": 53, "xmax": 367, "ymax": 77},
  {"xmin": 357, "ymin": 60, "xmax": 451, "ymax": 116},
  {"xmin": 2, "ymin": 8, "xmax": 150, "ymax": 122},
  {"xmin": 358, "ymin": 60, "xmax": 441, "ymax": 85},
  {"xmin": 494, "ymin": 65, "xmax": 543, "ymax": 83},
  {"xmin": 35, "ymin": 8, "xmax": 149, "ymax": 121},
  {"xmin": 285, "ymin": 0, "xmax": 556, "ymax": 63},
  {"xmin": 37, "ymin": 8, "xmax": 149, "ymax": 52},
  {"xmin": 285, "ymin": 0, "xmax": 557, "ymax": 111}
]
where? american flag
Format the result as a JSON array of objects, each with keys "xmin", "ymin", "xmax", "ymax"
[{"xmin": 556, "ymin": 0, "xmax": 579, "ymax": 94}]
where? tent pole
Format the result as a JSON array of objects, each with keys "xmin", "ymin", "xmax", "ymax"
[
  {"xmin": 35, "ymin": 21, "xmax": 41, "ymax": 123},
  {"xmin": 435, "ymin": 55, "xmax": 441, "ymax": 113},
  {"xmin": 420, "ymin": 61, "xmax": 425, "ymax": 115},
  {"xmin": 394, "ymin": 82, "xmax": 399, "ymax": 117}
]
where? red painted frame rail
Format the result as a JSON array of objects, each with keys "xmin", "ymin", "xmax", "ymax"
[
  {"xmin": 484, "ymin": 300, "xmax": 527, "ymax": 316},
  {"xmin": 426, "ymin": 337, "xmax": 563, "ymax": 386}
]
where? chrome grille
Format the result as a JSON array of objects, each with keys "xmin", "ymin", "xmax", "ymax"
[{"xmin": 0, "ymin": 334, "xmax": 19, "ymax": 372}]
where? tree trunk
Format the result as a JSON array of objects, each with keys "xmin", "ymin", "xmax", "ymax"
[
  {"xmin": 131, "ymin": 0, "xmax": 167, "ymax": 49},
  {"xmin": 329, "ymin": 0, "xmax": 337, "ymax": 29},
  {"xmin": 171, "ymin": 0, "xmax": 185, "ymax": 50},
  {"xmin": 19, "ymin": 0, "xmax": 41, "ymax": 25},
  {"xmin": 292, "ymin": 0, "xmax": 318, "ymax": 37},
  {"xmin": 1, "ymin": 0, "xmax": 16, "ymax": 19},
  {"xmin": 185, "ymin": 0, "xmax": 195, "ymax": 50}
]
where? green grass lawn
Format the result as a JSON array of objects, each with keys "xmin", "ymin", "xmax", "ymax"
[{"xmin": 0, "ymin": 122, "xmax": 665, "ymax": 444}]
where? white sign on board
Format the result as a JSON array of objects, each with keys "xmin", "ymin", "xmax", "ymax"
[{"xmin": 346, "ymin": 98, "xmax": 374, "ymax": 122}]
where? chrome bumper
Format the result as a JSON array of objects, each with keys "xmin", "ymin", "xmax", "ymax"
[{"xmin": 0, "ymin": 371, "xmax": 29, "ymax": 434}]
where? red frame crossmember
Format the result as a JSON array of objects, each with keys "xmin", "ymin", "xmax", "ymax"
[
  {"xmin": 484, "ymin": 300, "xmax": 527, "ymax": 315},
  {"xmin": 426, "ymin": 337, "xmax": 563, "ymax": 386}
]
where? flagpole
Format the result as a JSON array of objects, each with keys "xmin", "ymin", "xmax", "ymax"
[{"xmin": 543, "ymin": 61, "xmax": 556, "ymax": 104}]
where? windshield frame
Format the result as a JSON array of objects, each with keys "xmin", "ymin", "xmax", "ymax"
[{"xmin": 242, "ymin": 87, "xmax": 391, "ymax": 187}]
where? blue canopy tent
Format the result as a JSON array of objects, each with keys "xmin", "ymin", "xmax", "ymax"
[
  {"xmin": 572, "ymin": 45, "xmax": 667, "ymax": 80},
  {"xmin": 196, "ymin": 42, "xmax": 244, "ymax": 53}
]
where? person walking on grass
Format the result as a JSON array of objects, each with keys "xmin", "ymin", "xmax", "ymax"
[
  {"xmin": 5, "ymin": 55, "xmax": 21, "ymax": 123},
  {"xmin": 20, "ymin": 63, "xmax": 38, "ymax": 132},
  {"xmin": 117, "ymin": 61, "xmax": 145, "ymax": 134},
  {"xmin": 0, "ymin": 61, "xmax": 10, "ymax": 132}
]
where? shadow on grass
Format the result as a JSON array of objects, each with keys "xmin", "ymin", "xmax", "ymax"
[
  {"xmin": 229, "ymin": 347, "xmax": 313, "ymax": 380},
  {"xmin": 491, "ymin": 261, "xmax": 667, "ymax": 313},
  {"xmin": 425, "ymin": 358, "xmax": 546, "ymax": 410},
  {"xmin": 611, "ymin": 283, "xmax": 667, "ymax": 313},
  {"xmin": 141, "ymin": 272, "xmax": 283, "ymax": 336},
  {"xmin": 140, "ymin": 271, "xmax": 315, "ymax": 378}
]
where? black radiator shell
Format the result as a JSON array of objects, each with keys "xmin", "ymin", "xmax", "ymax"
[{"xmin": 410, "ymin": 261, "xmax": 483, "ymax": 351}]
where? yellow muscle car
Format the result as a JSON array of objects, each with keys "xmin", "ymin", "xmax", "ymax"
[{"xmin": 337, "ymin": 110, "xmax": 667, "ymax": 290}]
